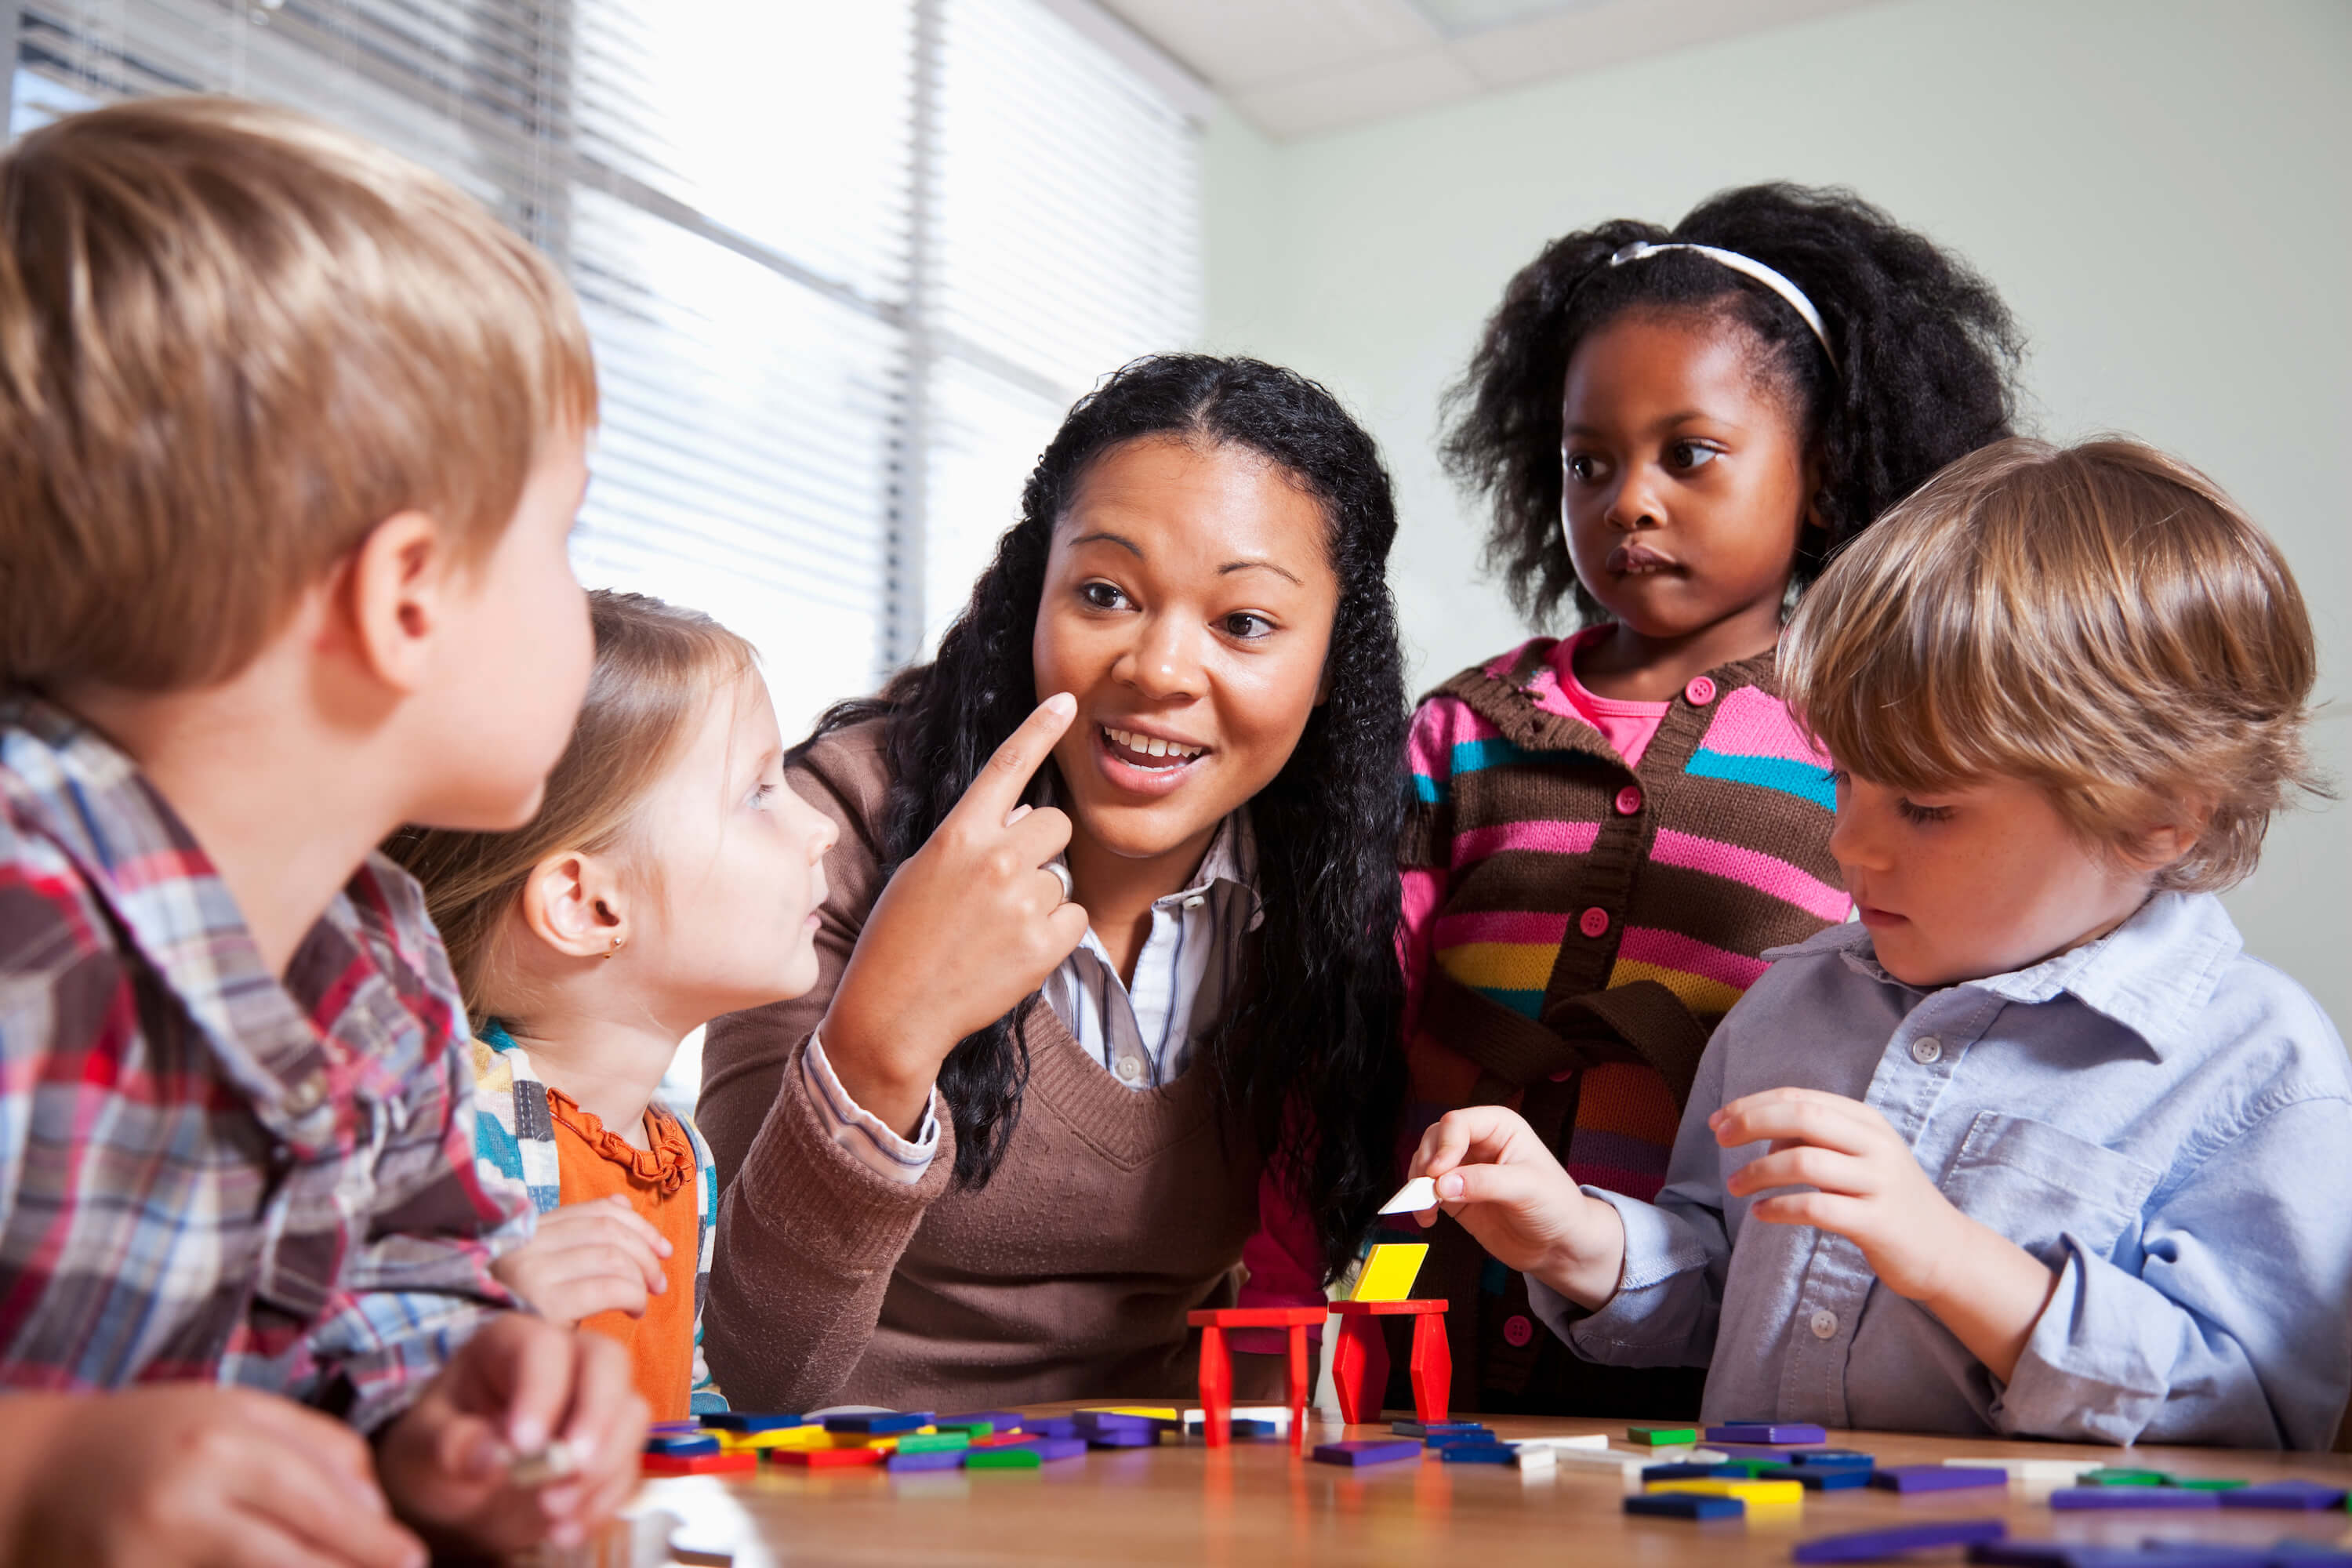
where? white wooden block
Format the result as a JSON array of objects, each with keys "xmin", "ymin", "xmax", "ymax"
[
  {"xmin": 1508, "ymin": 1432, "xmax": 1611, "ymax": 1452},
  {"xmin": 1942, "ymin": 1456, "xmax": 2102, "ymax": 1483},
  {"xmin": 1379, "ymin": 1176, "xmax": 1438, "ymax": 1214}
]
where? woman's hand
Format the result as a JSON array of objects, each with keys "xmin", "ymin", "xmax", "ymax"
[
  {"xmin": 819, "ymin": 693, "xmax": 1092, "ymax": 1136},
  {"xmin": 1716, "ymin": 1087, "xmax": 2057, "ymax": 1380},
  {"xmin": 492, "ymin": 1195, "xmax": 671, "ymax": 1327},
  {"xmin": 1409, "ymin": 1105, "xmax": 1628, "ymax": 1311}
]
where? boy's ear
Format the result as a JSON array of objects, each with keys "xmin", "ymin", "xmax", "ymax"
[
  {"xmin": 518, "ymin": 848, "xmax": 630, "ymax": 961},
  {"xmin": 343, "ymin": 509, "xmax": 454, "ymax": 694}
]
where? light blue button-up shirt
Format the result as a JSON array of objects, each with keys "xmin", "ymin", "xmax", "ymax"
[{"xmin": 1531, "ymin": 891, "xmax": 2352, "ymax": 1450}]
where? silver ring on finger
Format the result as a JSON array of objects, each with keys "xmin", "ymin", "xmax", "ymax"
[{"xmin": 1045, "ymin": 862, "xmax": 1073, "ymax": 905}]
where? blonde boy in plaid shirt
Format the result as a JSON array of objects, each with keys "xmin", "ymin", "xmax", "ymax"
[{"xmin": 0, "ymin": 98, "xmax": 647, "ymax": 1563}]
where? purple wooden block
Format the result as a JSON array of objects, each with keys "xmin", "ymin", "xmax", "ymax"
[
  {"xmin": 1709, "ymin": 1422, "xmax": 1829, "ymax": 1445},
  {"xmin": 1313, "ymin": 1439, "xmax": 1421, "ymax": 1468},
  {"xmin": 1972, "ymin": 1547, "xmax": 2264, "ymax": 1568},
  {"xmin": 1073, "ymin": 1411, "xmax": 1158, "ymax": 1434},
  {"xmin": 2049, "ymin": 1486, "xmax": 2220, "ymax": 1511},
  {"xmin": 1083, "ymin": 1428, "xmax": 1158, "ymax": 1449},
  {"xmin": 938, "ymin": 1410, "xmax": 1025, "ymax": 1433},
  {"xmin": 2216, "ymin": 1479, "xmax": 2350, "ymax": 1510},
  {"xmin": 2267, "ymin": 1542, "xmax": 2352, "ymax": 1565},
  {"xmin": 1871, "ymin": 1465, "xmax": 2008, "ymax": 1494},
  {"xmin": 1002, "ymin": 1436, "xmax": 1084, "ymax": 1462},
  {"xmin": 1794, "ymin": 1518, "xmax": 2008, "ymax": 1563},
  {"xmin": 1707, "ymin": 1444, "xmax": 1814, "ymax": 1463},
  {"xmin": 887, "ymin": 1448, "xmax": 967, "ymax": 1473},
  {"xmin": 1025, "ymin": 1416, "xmax": 1080, "ymax": 1440}
]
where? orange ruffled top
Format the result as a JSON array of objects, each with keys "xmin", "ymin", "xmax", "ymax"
[{"xmin": 546, "ymin": 1087, "xmax": 701, "ymax": 1421}]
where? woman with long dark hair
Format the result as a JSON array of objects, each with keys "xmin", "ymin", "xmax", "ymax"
[{"xmin": 697, "ymin": 354, "xmax": 1410, "ymax": 1410}]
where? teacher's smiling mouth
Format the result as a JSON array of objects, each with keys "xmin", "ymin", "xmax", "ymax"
[{"xmin": 1091, "ymin": 718, "xmax": 1213, "ymax": 797}]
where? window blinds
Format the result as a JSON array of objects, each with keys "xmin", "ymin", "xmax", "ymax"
[{"xmin": 8, "ymin": 0, "xmax": 1203, "ymax": 737}]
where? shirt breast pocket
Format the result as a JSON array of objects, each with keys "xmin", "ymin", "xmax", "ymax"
[{"xmin": 1936, "ymin": 1112, "xmax": 2161, "ymax": 1268}]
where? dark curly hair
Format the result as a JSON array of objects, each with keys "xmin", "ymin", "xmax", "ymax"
[
  {"xmin": 1441, "ymin": 182, "xmax": 2024, "ymax": 628},
  {"xmin": 800, "ymin": 354, "xmax": 1410, "ymax": 1283}
]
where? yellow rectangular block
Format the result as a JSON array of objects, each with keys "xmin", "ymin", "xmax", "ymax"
[
  {"xmin": 1079, "ymin": 1406, "xmax": 1181, "ymax": 1420},
  {"xmin": 1646, "ymin": 1479, "xmax": 1804, "ymax": 1504},
  {"xmin": 1349, "ymin": 1241, "xmax": 1430, "ymax": 1302},
  {"xmin": 717, "ymin": 1426, "xmax": 833, "ymax": 1453}
]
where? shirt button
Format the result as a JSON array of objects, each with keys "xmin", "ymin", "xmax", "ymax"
[
  {"xmin": 1114, "ymin": 1057, "xmax": 1144, "ymax": 1084},
  {"xmin": 1181, "ymin": 895, "xmax": 1206, "ymax": 911},
  {"xmin": 1809, "ymin": 1308, "xmax": 1838, "ymax": 1340},
  {"xmin": 1683, "ymin": 675, "xmax": 1717, "ymax": 706},
  {"xmin": 285, "ymin": 1076, "xmax": 325, "ymax": 1113},
  {"xmin": 1614, "ymin": 785, "xmax": 1643, "ymax": 815},
  {"xmin": 1503, "ymin": 1315, "xmax": 1535, "ymax": 1348},
  {"xmin": 1578, "ymin": 906, "xmax": 1610, "ymax": 939},
  {"xmin": 1910, "ymin": 1036, "xmax": 1943, "ymax": 1065}
]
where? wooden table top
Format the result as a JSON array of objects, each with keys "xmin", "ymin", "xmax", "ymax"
[{"xmin": 637, "ymin": 1406, "xmax": 2352, "ymax": 1566}]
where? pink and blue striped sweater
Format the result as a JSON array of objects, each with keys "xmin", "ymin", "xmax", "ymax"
[{"xmin": 1394, "ymin": 635, "xmax": 1847, "ymax": 1414}]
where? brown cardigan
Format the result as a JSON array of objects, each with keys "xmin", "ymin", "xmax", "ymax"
[{"xmin": 697, "ymin": 721, "xmax": 1265, "ymax": 1412}]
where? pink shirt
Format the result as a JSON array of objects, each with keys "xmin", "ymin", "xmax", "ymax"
[{"xmin": 1530, "ymin": 626, "xmax": 1671, "ymax": 769}]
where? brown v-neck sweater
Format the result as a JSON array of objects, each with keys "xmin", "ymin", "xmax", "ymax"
[{"xmin": 697, "ymin": 721, "xmax": 1264, "ymax": 1412}]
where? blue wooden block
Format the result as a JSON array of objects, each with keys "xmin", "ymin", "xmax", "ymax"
[
  {"xmin": 1626, "ymin": 1494, "xmax": 1744, "ymax": 1520},
  {"xmin": 2267, "ymin": 1541, "xmax": 2352, "ymax": 1565},
  {"xmin": 1708, "ymin": 1443, "xmax": 1815, "ymax": 1462},
  {"xmin": 823, "ymin": 1410, "xmax": 935, "ymax": 1436},
  {"xmin": 1439, "ymin": 1444, "xmax": 1519, "ymax": 1465},
  {"xmin": 1759, "ymin": 1462, "xmax": 1871, "ymax": 1490},
  {"xmin": 1794, "ymin": 1450, "xmax": 1878, "ymax": 1468},
  {"xmin": 699, "ymin": 1411, "xmax": 808, "ymax": 1432},
  {"xmin": 1425, "ymin": 1430, "xmax": 1504, "ymax": 1448},
  {"xmin": 645, "ymin": 1433, "xmax": 721, "ymax": 1457},
  {"xmin": 2216, "ymin": 1479, "xmax": 2350, "ymax": 1510},
  {"xmin": 1392, "ymin": 1420, "xmax": 1490, "ymax": 1438},
  {"xmin": 1872, "ymin": 1465, "xmax": 2006, "ymax": 1494},
  {"xmin": 1794, "ymin": 1519, "xmax": 2008, "ymax": 1563},
  {"xmin": 2048, "ymin": 1487, "xmax": 2220, "ymax": 1511},
  {"xmin": 1313, "ymin": 1439, "xmax": 1421, "ymax": 1468},
  {"xmin": 886, "ymin": 1448, "xmax": 967, "ymax": 1473},
  {"xmin": 1710, "ymin": 1422, "xmax": 1829, "ymax": 1445}
]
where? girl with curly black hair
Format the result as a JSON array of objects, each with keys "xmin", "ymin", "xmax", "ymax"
[
  {"xmin": 1404, "ymin": 183, "xmax": 2023, "ymax": 1418},
  {"xmin": 695, "ymin": 354, "xmax": 1410, "ymax": 1412}
]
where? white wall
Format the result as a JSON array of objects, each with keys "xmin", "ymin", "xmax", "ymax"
[{"xmin": 1202, "ymin": 0, "xmax": 2351, "ymax": 1030}]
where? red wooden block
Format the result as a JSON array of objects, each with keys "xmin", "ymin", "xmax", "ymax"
[
  {"xmin": 1327, "ymin": 1299, "xmax": 1448, "ymax": 1316},
  {"xmin": 641, "ymin": 1451, "xmax": 758, "ymax": 1477},
  {"xmin": 1189, "ymin": 1306, "xmax": 1325, "ymax": 1454},
  {"xmin": 1186, "ymin": 1307, "xmax": 1330, "ymax": 1329},
  {"xmin": 1407, "ymin": 1308, "xmax": 1452, "ymax": 1424},
  {"xmin": 1331, "ymin": 1312, "xmax": 1388, "ymax": 1427},
  {"xmin": 770, "ymin": 1446, "xmax": 884, "ymax": 1469}
]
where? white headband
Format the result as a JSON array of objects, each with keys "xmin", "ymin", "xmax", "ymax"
[{"xmin": 1609, "ymin": 241, "xmax": 1835, "ymax": 367}]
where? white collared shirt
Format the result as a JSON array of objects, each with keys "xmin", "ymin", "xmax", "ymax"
[{"xmin": 805, "ymin": 812, "xmax": 1262, "ymax": 1182}]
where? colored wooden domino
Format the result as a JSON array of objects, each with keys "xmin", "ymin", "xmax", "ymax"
[
  {"xmin": 700, "ymin": 1411, "xmax": 808, "ymax": 1432},
  {"xmin": 2217, "ymin": 1479, "xmax": 2350, "ymax": 1509},
  {"xmin": 1759, "ymin": 1463, "xmax": 1871, "ymax": 1491},
  {"xmin": 1871, "ymin": 1465, "xmax": 2007, "ymax": 1494},
  {"xmin": 771, "ymin": 1446, "xmax": 884, "ymax": 1469},
  {"xmin": 1312, "ymin": 1438, "xmax": 1421, "ymax": 1468},
  {"xmin": 1625, "ymin": 1493, "xmax": 1744, "ymax": 1520},
  {"xmin": 1440, "ymin": 1443, "xmax": 1519, "ymax": 1465},
  {"xmin": 1942, "ymin": 1457, "xmax": 2097, "ymax": 1484},
  {"xmin": 645, "ymin": 1433, "xmax": 721, "ymax": 1457},
  {"xmin": 1792, "ymin": 1519, "xmax": 2008, "ymax": 1563},
  {"xmin": 1391, "ymin": 1419, "xmax": 1486, "ymax": 1438},
  {"xmin": 894, "ymin": 1432, "xmax": 971, "ymax": 1455},
  {"xmin": 823, "ymin": 1410, "xmax": 934, "ymax": 1436},
  {"xmin": 1648, "ymin": 1479, "xmax": 1804, "ymax": 1505},
  {"xmin": 1629, "ymin": 1425, "xmax": 1700, "ymax": 1446},
  {"xmin": 642, "ymin": 1451, "xmax": 759, "ymax": 1476},
  {"xmin": 886, "ymin": 1448, "xmax": 967, "ymax": 1473},
  {"xmin": 2048, "ymin": 1486, "xmax": 2220, "ymax": 1510},
  {"xmin": 1708, "ymin": 1422, "xmax": 1828, "ymax": 1445},
  {"xmin": 1349, "ymin": 1241, "xmax": 1430, "ymax": 1301}
]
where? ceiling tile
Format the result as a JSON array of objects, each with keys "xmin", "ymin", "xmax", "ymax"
[
  {"xmin": 1453, "ymin": 0, "xmax": 1880, "ymax": 87},
  {"xmin": 1096, "ymin": 0, "xmax": 1441, "ymax": 90},
  {"xmin": 1231, "ymin": 46, "xmax": 1482, "ymax": 138}
]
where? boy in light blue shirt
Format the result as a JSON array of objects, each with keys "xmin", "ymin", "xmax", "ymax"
[{"xmin": 1408, "ymin": 437, "xmax": 2350, "ymax": 1448}]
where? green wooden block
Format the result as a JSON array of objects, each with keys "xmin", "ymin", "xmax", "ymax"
[
  {"xmin": 965, "ymin": 1446, "xmax": 1042, "ymax": 1469},
  {"xmin": 1628, "ymin": 1425, "xmax": 1700, "ymax": 1446},
  {"xmin": 933, "ymin": 1420, "xmax": 994, "ymax": 1437},
  {"xmin": 2175, "ymin": 1477, "xmax": 2249, "ymax": 1490},
  {"xmin": 895, "ymin": 1432, "xmax": 971, "ymax": 1454},
  {"xmin": 2085, "ymin": 1468, "xmax": 2173, "ymax": 1486}
]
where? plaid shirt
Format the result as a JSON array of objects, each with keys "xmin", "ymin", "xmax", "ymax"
[{"xmin": 0, "ymin": 695, "xmax": 529, "ymax": 1432}]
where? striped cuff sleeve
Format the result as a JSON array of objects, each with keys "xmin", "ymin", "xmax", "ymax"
[{"xmin": 801, "ymin": 1033, "xmax": 940, "ymax": 1185}]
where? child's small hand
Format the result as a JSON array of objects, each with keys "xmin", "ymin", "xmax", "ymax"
[
  {"xmin": 1409, "ymin": 1105, "xmax": 1628, "ymax": 1310},
  {"xmin": 493, "ymin": 1193, "xmax": 672, "ymax": 1327},
  {"xmin": 1715, "ymin": 1087, "xmax": 1969, "ymax": 1301},
  {"xmin": 0, "ymin": 1385, "xmax": 426, "ymax": 1567},
  {"xmin": 374, "ymin": 1313, "xmax": 647, "ymax": 1555}
]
